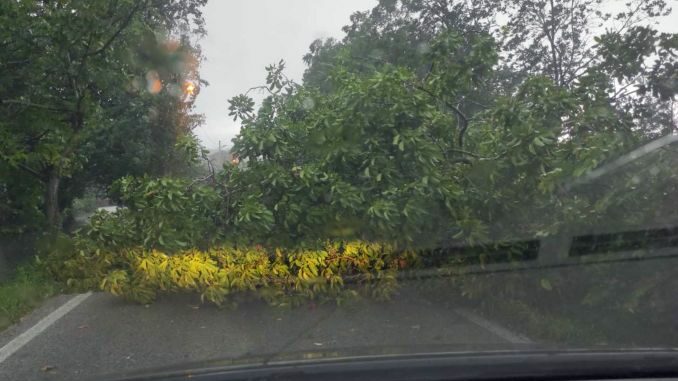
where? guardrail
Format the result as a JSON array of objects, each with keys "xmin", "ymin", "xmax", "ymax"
[{"xmin": 390, "ymin": 225, "xmax": 678, "ymax": 282}]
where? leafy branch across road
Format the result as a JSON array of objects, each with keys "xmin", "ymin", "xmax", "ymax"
[{"xmin": 1, "ymin": 0, "xmax": 677, "ymax": 345}]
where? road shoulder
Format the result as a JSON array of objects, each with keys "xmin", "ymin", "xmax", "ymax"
[{"xmin": 0, "ymin": 293, "xmax": 84, "ymax": 349}]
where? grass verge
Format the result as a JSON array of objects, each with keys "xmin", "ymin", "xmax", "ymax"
[{"xmin": 0, "ymin": 264, "xmax": 58, "ymax": 332}]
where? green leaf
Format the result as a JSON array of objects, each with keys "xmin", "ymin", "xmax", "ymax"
[{"xmin": 392, "ymin": 134, "xmax": 400, "ymax": 145}]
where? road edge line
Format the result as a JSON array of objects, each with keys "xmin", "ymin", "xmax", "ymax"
[
  {"xmin": 454, "ymin": 308, "xmax": 532, "ymax": 344},
  {"xmin": 0, "ymin": 292, "xmax": 92, "ymax": 363}
]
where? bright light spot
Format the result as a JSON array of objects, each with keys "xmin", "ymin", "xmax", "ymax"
[
  {"xmin": 148, "ymin": 80, "xmax": 162, "ymax": 94},
  {"xmin": 145, "ymin": 70, "xmax": 162, "ymax": 94},
  {"xmin": 184, "ymin": 82, "xmax": 196, "ymax": 96}
]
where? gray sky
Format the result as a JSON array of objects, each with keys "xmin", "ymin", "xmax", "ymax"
[{"xmin": 193, "ymin": 0, "xmax": 376, "ymax": 150}]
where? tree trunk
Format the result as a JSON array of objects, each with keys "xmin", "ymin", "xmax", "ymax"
[{"xmin": 45, "ymin": 168, "xmax": 61, "ymax": 229}]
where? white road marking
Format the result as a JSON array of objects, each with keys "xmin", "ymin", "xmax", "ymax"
[
  {"xmin": 454, "ymin": 308, "xmax": 532, "ymax": 344},
  {"xmin": 0, "ymin": 292, "xmax": 92, "ymax": 364}
]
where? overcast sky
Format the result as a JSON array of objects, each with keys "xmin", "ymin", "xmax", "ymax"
[{"xmin": 193, "ymin": 0, "xmax": 376, "ymax": 150}]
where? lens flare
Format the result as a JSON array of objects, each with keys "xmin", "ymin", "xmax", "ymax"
[
  {"xmin": 184, "ymin": 82, "xmax": 196, "ymax": 96},
  {"xmin": 145, "ymin": 70, "xmax": 162, "ymax": 94}
]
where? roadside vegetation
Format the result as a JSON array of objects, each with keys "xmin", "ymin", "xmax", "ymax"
[
  {"xmin": 1, "ymin": 0, "xmax": 677, "ymax": 345},
  {"xmin": 0, "ymin": 264, "xmax": 57, "ymax": 332}
]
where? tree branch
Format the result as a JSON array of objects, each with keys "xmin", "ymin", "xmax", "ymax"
[
  {"xmin": 566, "ymin": 54, "xmax": 598, "ymax": 83},
  {"xmin": 1, "ymin": 99, "xmax": 71, "ymax": 113},
  {"xmin": 612, "ymin": 76, "xmax": 642, "ymax": 99},
  {"xmin": 17, "ymin": 162, "xmax": 45, "ymax": 181},
  {"xmin": 25, "ymin": 129, "xmax": 51, "ymax": 147},
  {"xmin": 447, "ymin": 148, "xmax": 505, "ymax": 161},
  {"xmin": 448, "ymin": 148, "xmax": 484, "ymax": 158},
  {"xmin": 415, "ymin": 85, "xmax": 470, "ymax": 147},
  {"xmin": 85, "ymin": 0, "xmax": 146, "ymax": 57},
  {"xmin": 464, "ymin": 99, "xmax": 490, "ymax": 109},
  {"xmin": 1, "ymin": 59, "xmax": 30, "ymax": 66},
  {"xmin": 186, "ymin": 173, "xmax": 214, "ymax": 190},
  {"xmin": 545, "ymin": 0, "xmax": 562, "ymax": 86},
  {"xmin": 245, "ymin": 85, "xmax": 278, "ymax": 96}
]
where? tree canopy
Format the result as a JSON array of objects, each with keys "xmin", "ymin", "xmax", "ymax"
[
  {"xmin": 0, "ymin": 0, "xmax": 207, "ymax": 234},
  {"xmin": 222, "ymin": 0, "xmax": 677, "ymax": 248}
]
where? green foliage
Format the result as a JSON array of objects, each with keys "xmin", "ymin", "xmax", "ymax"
[
  {"xmin": 0, "ymin": 0, "xmax": 208, "ymax": 235},
  {"xmin": 302, "ymin": 0, "xmax": 500, "ymax": 92},
  {"xmin": 0, "ymin": 169, "xmax": 45, "ymax": 236},
  {"xmin": 83, "ymin": 176, "xmax": 222, "ymax": 252},
  {"xmin": 218, "ymin": 0, "xmax": 675, "ymax": 252},
  {"xmin": 211, "ymin": 0, "xmax": 678, "ymax": 341},
  {"xmin": 0, "ymin": 263, "xmax": 57, "ymax": 332},
  {"xmin": 225, "ymin": 24, "xmax": 675, "ymax": 247},
  {"xmin": 63, "ymin": 242, "xmax": 405, "ymax": 306},
  {"xmin": 70, "ymin": 189, "xmax": 100, "ymax": 217},
  {"xmin": 227, "ymin": 34, "xmax": 500, "ymax": 246}
]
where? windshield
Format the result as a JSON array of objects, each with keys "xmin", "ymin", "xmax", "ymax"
[{"xmin": 1, "ymin": 0, "xmax": 677, "ymax": 380}]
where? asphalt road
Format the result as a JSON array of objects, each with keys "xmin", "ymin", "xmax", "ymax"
[{"xmin": 0, "ymin": 285, "xmax": 530, "ymax": 381}]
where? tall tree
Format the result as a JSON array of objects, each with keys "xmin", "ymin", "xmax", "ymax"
[
  {"xmin": 303, "ymin": 0, "xmax": 500, "ymax": 90},
  {"xmin": 501, "ymin": 0, "xmax": 677, "ymax": 137},
  {"xmin": 0, "ymin": 0, "xmax": 207, "ymax": 231}
]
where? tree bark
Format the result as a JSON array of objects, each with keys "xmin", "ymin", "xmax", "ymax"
[{"xmin": 45, "ymin": 168, "xmax": 61, "ymax": 229}]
